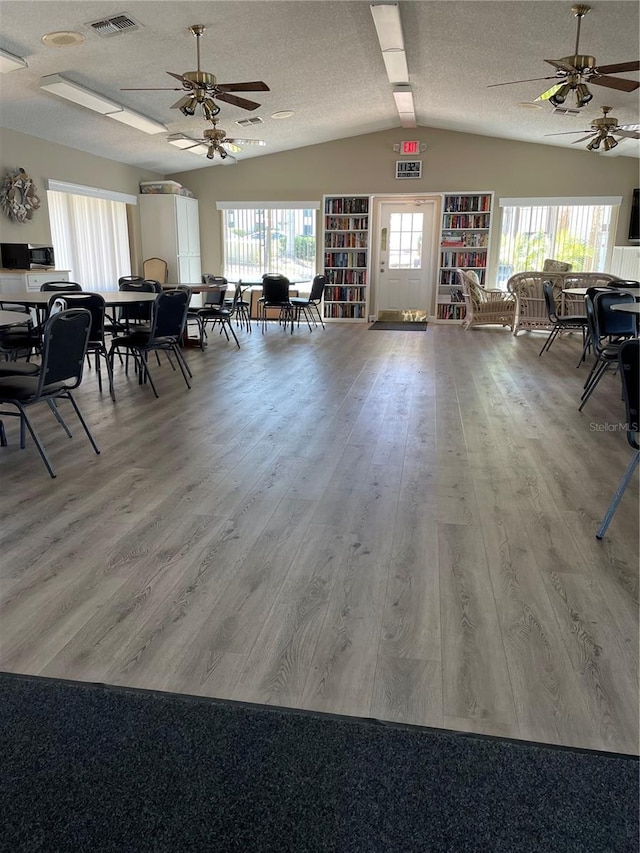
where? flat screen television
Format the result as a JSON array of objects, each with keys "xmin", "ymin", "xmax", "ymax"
[{"xmin": 629, "ymin": 188, "xmax": 640, "ymax": 242}]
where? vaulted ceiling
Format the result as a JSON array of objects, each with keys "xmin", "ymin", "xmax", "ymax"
[{"xmin": 0, "ymin": 1, "xmax": 638, "ymax": 173}]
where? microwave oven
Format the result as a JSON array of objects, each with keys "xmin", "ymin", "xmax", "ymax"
[{"xmin": 0, "ymin": 242, "xmax": 55, "ymax": 269}]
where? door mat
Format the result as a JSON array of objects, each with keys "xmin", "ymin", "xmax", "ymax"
[
  {"xmin": 1, "ymin": 671, "xmax": 637, "ymax": 853},
  {"xmin": 369, "ymin": 321, "xmax": 428, "ymax": 331}
]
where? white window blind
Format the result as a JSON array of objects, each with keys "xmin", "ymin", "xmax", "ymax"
[
  {"xmin": 497, "ymin": 197, "xmax": 620, "ymax": 286},
  {"xmin": 219, "ymin": 204, "xmax": 318, "ymax": 281}
]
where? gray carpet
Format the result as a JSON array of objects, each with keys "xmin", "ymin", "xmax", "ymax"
[
  {"xmin": 369, "ymin": 322, "xmax": 428, "ymax": 331},
  {"xmin": 1, "ymin": 671, "xmax": 638, "ymax": 853}
]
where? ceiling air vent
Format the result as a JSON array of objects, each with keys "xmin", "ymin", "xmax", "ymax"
[
  {"xmin": 87, "ymin": 14, "xmax": 140, "ymax": 37},
  {"xmin": 552, "ymin": 107, "xmax": 580, "ymax": 116},
  {"xmin": 236, "ymin": 116, "xmax": 264, "ymax": 127}
]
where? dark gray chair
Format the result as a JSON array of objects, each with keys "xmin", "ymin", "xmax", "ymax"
[
  {"xmin": 58, "ymin": 293, "xmax": 115, "ymax": 402},
  {"xmin": 40, "ymin": 282, "xmax": 82, "ymax": 292},
  {"xmin": 0, "ymin": 308, "xmax": 100, "ymax": 477},
  {"xmin": 290, "ymin": 274, "xmax": 326, "ymax": 330},
  {"xmin": 109, "ymin": 289, "xmax": 192, "ymax": 398},
  {"xmin": 258, "ymin": 274, "xmax": 294, "ymax": 333},
  {"xmin": 539, "ymin": 280, "xmax": 588, "ymax": 358},
  {"xmin": 596, "ymin": 340, "xmax": 639, "ymax": 539}
]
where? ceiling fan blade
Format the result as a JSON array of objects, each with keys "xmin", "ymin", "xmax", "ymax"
[
  {"xmin": 216, "ymin": 81, "xmax": 270, "ymax": 92},
  {"xmin": 215, "ymin": 92, "xmax": 261, "ymax": 111},
  {"xmin": 535, "ymin": 83, "xmax": 563, "ymax": 102},
  {"xmin": 591, "ymin": 75, "xmax": 640, "ymax": 92},
  {"xmin": 616, "ymin": 130, "xmax": 640, "ymax": 139},
  {"xmin": 487, "ymin": 76, "xmax": 558, "ymax": 88},
  {"xmin": 544, "ymin": 58, "xmax": 576, "ymax": 72},
  {"xmin": 222, "ymin": 142, "xmax": 243, "ymax": 153},
  {"xmin": 596, "ymin": 60, "xmax": 640, "ymax": 74},
  {"xmin": 619, "ymin": 124, "xmax": 640, "ymax": 131},
  {"xmin": 571, "ymin": 134, "xmax": 598, "ymax": 144},
  {"xmin": 224, "ymin": 138, "xmax": 266, "ymax": 146},
  {"xmin": 544, "ymin": 130, "xmax": 591, "ymax": 137},
  {"xmin": 170, "ymin": 94, "xmax": 194, "ymax": 110},
  {"xmin": 166, "ymin": 71, "xmax": 193, "ymax": 86},
  {"xmin": 121, "ymin": 87, "xmax": 183, "ymax": 91}
]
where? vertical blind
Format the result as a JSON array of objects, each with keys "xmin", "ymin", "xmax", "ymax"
[
  {"xmin": 219, "ymin": 205, "xmax": 317, "ymax": 281},
  {"xmin": 497, "ymin": 197, "xmax": 620, "ymax": 287}
]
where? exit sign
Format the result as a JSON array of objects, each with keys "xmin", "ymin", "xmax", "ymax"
[{"xmin": 400, "ymin": 140, "xmax": 420, "ymax": 155}]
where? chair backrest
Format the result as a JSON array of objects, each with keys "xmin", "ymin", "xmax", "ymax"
[
  {"xmin": 203, "ymin": 286, "xmax": 227, "ymax": 307},
  {"xmin": 119, "ymin": 279, "xmax": 160, "ymax": 323},
  {"xmin": 593, "ymin": 291, "xmax": 636, "ymax": 339},
  {"xmin": 151, "ymin": 289, "xmax": 190, "ymax": 339},
  {"xmin": 202, "ymin": 274, "xmax": 228, "ymax": 287},
  {"xmin": 118, "ymin": 275, "xmax": 144, "ymax": 286},
  {"xmin": 40, "ymin": 281, "xmax": 82, "ymax": 292},
  {"xmin": 309, "ymin": 274, "xmax": 326, "ymax": 302},
  {"xmin": 262, "ymin": 274, "xmax": 290, "ymax": 303},
  {"xmin": 543, "ymin": 280, "xmax": 559, "ymax": 322},
  {"xmin": 55, "ymin": 293, "xmax": 106, "ymax": 344},
  {"xmin": 140, "ymin": 279, "xmax": 163, "ymax": 293},
  {"xmin": 143, "ymin": 258, "xmax": 168, "ymax": 283},
  {"xmin": 618, "ymin": 340, "xmax": 639, "ymax": 450},
  {"xmin": 37, "ymin": 308, "xmax": 91, "ymax": 393}
]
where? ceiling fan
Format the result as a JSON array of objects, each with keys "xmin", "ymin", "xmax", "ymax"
[
  {"xmin": 488, "ymin": 4, "xmax": 639, "ymax": 108},
  {"xmin": 168, "ymin": 118, "xmax": 266, "ymax": 160},
  {"xmin": 545, "ymin": 105, "xmax": 640, "ymax": 151},
  {"xmin": 121, "ymin": 24, "xmax": 269, "ymax": 121}
]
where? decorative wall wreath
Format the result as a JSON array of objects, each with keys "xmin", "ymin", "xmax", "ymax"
[{"xmin": 0, "ymin": 167, "xmax": 41, "ymax": 224}]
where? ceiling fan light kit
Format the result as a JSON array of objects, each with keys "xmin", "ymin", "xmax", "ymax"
[{"xmin": 489, "ymin": 3, "xmax": 639, "ymax": 123}]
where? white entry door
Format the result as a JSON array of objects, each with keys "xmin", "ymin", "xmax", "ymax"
[{"xmin": 375, "ymin": 201, "xmax": 436, "ymax": 317}]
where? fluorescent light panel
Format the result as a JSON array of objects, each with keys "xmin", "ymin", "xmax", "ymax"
[
  {"xmin": 39, "ymin": 73, "xmax": 166, "ymax": 134},
  {"xmin": 108, "ymin": 108, "xmax": 166, "ymax": 135},
  {"xmin": 0, "ymin": 46, "xmax": 27, "ymax": 73},
  {"xmin": 370, "ymin": 3, "xmax": 409, "ymax": 84},
  {"xmin": 393, "ymin": 87, "xmax": 416, "ymax": 128}
]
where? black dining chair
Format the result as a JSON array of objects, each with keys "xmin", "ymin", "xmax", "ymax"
[
  {"xmin": 258, "ymin": 274, "xmax": 294, "ymax": 333},
  {"xmin": 596, "ymin": 339, "xmax": 639, "ymax": 539},
  {"xmin": 0, "ymin": 308, "xmax": 100, "ymax": 477},
  {"xmin": 109, "ymin": 289, "xmax": 192, "ymax": 398},
  {"xmin": 40, "ymin": 282, "xmax": 83, "ymax": 292},
  {"xmin": 539, "ymin": 280, "xmax": 588, "ymax": 358},
  {"xmin": 579, "ymin": 290, "xmax": 637, "ymax": 412},
  {"xmin": 58, "ymin": 293, "xmax": 115, "ymax": 401},
  {"xmin": 290, "ymin": 274, "xmax": 327, "ymax": 330}
]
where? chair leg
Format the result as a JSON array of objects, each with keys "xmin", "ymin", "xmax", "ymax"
[
  {"xmin": 46, "ymin": 399, "xmax": 72, "ymax": 438},
  {"xmin": 579, "ymin": 361, "xmax": 610, "ymax": 411},
  {"xmin": 63, "ymin": 392, "xmax": 100, "ymax": 457},
  {"xmin": 596, "ymin": 450, "xmax": 640, "ymax": 539},
  {"xmin": 312, "ymin": 303, "xmax": 325, "ymax": 329},
  {"xmin": 225, "ymin": 319, "xmax": 241, "ymax": 349},
  {"xmin": 15, "ymin": 403, "xmax": 57, "ymax": 478},
  {"xmin": 539, "ymin": 325, "xmax": 559, "ymax": 356}
]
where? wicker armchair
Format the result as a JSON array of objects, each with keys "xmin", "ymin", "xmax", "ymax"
[
  {"xmin": 507, "ymin": 271, "xmax": 623, "ymax": 335},
  {"xmin": 457, "ymin": 269, "xmax": 516, "ymax": 331}
]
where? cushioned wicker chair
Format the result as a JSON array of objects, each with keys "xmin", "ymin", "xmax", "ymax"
[{"xmin": 457, "ymin": 269, "xmax": 516, "ymax": 331}]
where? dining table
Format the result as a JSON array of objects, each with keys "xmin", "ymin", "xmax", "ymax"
[
  {"xmin": 0, "ymin": 290, "xmax": 158, "ymax": 309},
  {"xmin": 0, "ymin": 309, "xmax": 29, "ymax": 329}
]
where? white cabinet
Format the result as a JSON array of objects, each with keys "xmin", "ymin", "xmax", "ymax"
[
  {"xmin": 0, "ymin": 269, "xmax": 70, "ymax": 294},
  {"xmin": 139, "ymin": 194, "xmax": 202, "ymax": 285}
]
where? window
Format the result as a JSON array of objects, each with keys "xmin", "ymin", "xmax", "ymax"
[
  {"xmin": 388, "ymin": 212, "xmax": 423, "ymax": 269},
  {"xmin": 497, "ymin": 197, "xmax": 620, "ymax": 287},
  {"xmin": 47, "ymin": 181, "xmax": 135, "ymax": 291},
  {"xmin": 217, "ymin": 202, "xmax": 318, "ymax": 281}
]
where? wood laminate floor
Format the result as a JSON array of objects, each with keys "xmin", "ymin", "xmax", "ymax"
[{"xmin": 0, "ymin": 321, "xmax": 637, "ymax": 754}]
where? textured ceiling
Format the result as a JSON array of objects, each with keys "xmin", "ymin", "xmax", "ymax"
[{"xmin": 0, "ymin": 1, "xmax": 638, "ymax": 174}]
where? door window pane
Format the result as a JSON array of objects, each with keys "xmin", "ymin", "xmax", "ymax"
[{"xmin": 388, "ymin": 212, "xmax": 423, "ymax": 269}]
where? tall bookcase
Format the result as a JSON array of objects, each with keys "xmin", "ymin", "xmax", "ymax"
[
  {"xmin": 322, "ymin": 195, "xmax": 370, "ymax": 322},
  {"xmin": 436, "ymin": 191, "xmax": 493, "ymax": 322}
]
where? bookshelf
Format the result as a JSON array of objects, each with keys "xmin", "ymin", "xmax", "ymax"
[
  {"xmin": 436, "ymin": 192, "xmax": 493, "ymax": 323},
  {"xmin": 322, "ymin": 195, "xmax": 370, "ymax": 322}
]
